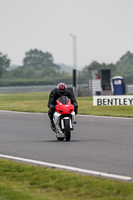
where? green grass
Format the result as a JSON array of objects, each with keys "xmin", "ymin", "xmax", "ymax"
[
  {"xmin": 0, "ymin": 92, "xmax": 49, "ymax": 113},
  {"xmin": 0, "ymin": 159, "xmax": 133, "ymax": 200},
  {"xmin": 0, "ymin": 92, "xmax": 133, "ymax": 200},
  {"xmin": 77, "ymin": 96, "xmax": 133, "ymax": 117},
  {"xmin": 0, "ymin": 92, "xmax": 133, "ymax": 117}
]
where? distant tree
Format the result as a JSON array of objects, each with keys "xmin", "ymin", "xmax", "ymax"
[
  {"xmin": 0, "ymin": 52, "xmax": 11, "ymax": 77},
  {"xmin": 115, "ymin": 51, "xmax": 133, "ymax": 76},
  {"xmin": 83, "ymin": 61, "xmax": 115, "ymax": 75},
  {"xmin": 23, "ymin": 49, "xmax": 60, "ymax": 70},
  {"xmin": 87, "ymin": 61, "xmax": 102, "ymax": 69},
  {"xmin": 119, "ymin": 51, "xmax": 133, "ymax": 64},
  {"xmin": 9, "ymin": 66, "xmax": 37, "ymax": 79},
  {"xmin": 86, "ymin": 61, "xmax": 115, "ymax": 70}
]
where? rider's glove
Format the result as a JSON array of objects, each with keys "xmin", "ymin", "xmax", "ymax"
[
  {"xmin": 50, "ymin": 105, "xmax": 56, "ymax": 112},
  {"xmin": 73, "ymin": 102, "xmax": 78, "ymax": 109}
]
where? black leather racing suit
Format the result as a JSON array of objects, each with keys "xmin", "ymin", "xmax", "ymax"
[{"xmin": 47, "ymin": 87, "xmax": 78, "ymax": 122}]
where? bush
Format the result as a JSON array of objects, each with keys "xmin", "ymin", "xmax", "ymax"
[{"xmin": 0, "ymin": 77, "xmax": 72, "ymax": 87}]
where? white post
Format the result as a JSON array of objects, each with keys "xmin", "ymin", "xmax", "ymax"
[{"xmin": 70, "ymin": 34, "xmax": 77, "ymax": 95}]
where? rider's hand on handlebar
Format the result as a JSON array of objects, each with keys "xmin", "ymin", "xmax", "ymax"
[
  {"xmin": 73, "ymin": 103, "xmax": 78, "ymax": 109},
  {"xmin": 50, "ymin": 105, "xmax": 56, "ymax": 112}
]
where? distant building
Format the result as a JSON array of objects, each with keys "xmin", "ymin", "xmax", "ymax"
[{"xmin": 88, "ymin": 65, "xmax": 113, "ymax": 96}]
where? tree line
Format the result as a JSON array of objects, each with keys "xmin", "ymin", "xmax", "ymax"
[
  {"xmin": 0, "ymin": 49, "xmax": 133, "ymax": 86},
  {"xmin": 0, "ymin": 49, "xmax": 71, "ymax": 86},
  {"xmin": 80, "ymin": 51, "xmax": 133, "ymax": 85}
]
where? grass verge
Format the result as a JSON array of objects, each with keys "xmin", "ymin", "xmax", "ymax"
[
  {"xmin": 0, "ymin": 92, "xmax": 133, "ymax": 117},
  {"xmin": 0, "ymin": 159, "xmax": 133, "ymax": 200}
]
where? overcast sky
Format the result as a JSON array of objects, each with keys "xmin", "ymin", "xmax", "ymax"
[{"xmin": 0, "ymin": 0, "xmax": 133, "ymax": 69}]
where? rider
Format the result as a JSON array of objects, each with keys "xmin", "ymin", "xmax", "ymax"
[{"xmin": 48, "ymin": 83, "xmax": 78, "ymax": 130}]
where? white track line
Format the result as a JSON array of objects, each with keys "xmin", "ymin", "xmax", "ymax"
[
  {"xmin": 0, "ymin": 154, "xmax": 132, "ymax": 181},
  {"xmin": 0, "ymin": 110, "xmax": 43, "ymax": 115}
]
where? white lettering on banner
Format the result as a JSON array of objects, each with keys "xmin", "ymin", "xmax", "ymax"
[{"xmin": 93, "ymin": 96, "xmax": 133, "ymax": 106}]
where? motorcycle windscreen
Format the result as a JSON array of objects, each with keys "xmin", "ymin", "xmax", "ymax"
[{"xmin": 58, "ymin": 96, "xmax": 69, "ymax": 104}]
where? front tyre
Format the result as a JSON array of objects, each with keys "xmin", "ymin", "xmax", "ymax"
[
  {"xmin": 56, "ymin": 136, "xmax": 64, "ymax": 141},
  {"xmin": 64, "ymin": 119, "xmax": 71, "ymax": 141}
]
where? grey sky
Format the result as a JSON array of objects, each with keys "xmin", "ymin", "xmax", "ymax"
[{"xmin": 0, "ymin": 0, "xmax": 133, "ymax": 69}]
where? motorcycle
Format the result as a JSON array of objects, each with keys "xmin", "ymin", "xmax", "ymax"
[{"xmin": 53, "ymin": 96, "xmax": 76, "ymax": 141}]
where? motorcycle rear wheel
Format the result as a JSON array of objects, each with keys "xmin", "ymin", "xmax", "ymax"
[{"xmin": 64, "ymin": 119, "xmax": 71, "ymax": 141}]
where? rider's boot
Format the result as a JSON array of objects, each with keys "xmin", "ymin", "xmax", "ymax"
[{"xmin": 50, "ymin": 120, "xmax": 56, "ymax": 132}]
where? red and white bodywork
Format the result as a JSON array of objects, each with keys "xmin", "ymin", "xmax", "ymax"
[{"xmin": 53, "ymin": 96, "xmax": 76, "ymax": 141}]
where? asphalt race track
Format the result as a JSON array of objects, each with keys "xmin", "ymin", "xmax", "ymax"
[{"xmin": 0, "ymin": 110, "xmax": 133, "ymax": 180}]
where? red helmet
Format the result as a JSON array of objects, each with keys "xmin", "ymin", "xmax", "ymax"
[{"xmin": 57, "ymin": 83, "xmax": 67, "ymax": 96}]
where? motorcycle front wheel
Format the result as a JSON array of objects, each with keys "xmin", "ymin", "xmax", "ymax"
[{"xmin": 64, "ymin": 119, "xmax": 71, "ymax": 141}]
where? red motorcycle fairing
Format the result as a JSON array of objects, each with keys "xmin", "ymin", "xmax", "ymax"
[{"xmin": 55, "ymin": 99, "xmax": 74, "ymax": 115}]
